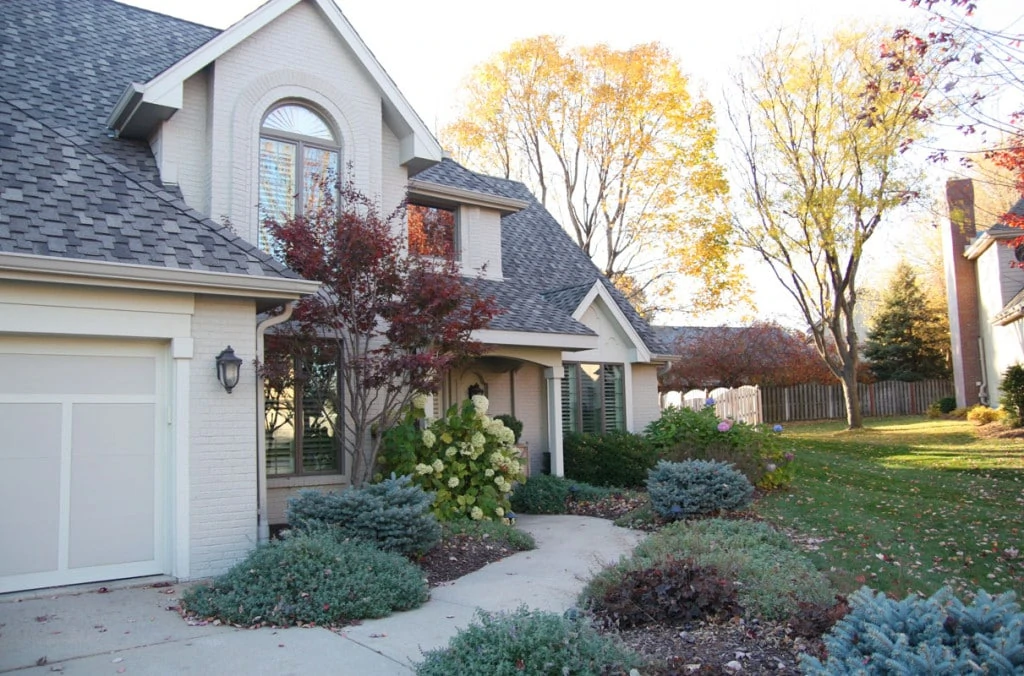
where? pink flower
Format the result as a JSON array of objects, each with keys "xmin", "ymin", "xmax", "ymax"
[{"xmin": 717, "ymin": 421, "xmax": 732, "ymax": 432}]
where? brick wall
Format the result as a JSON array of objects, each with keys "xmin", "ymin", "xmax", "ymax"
[
  {"xmin": 944, "ymin": 179, "xmax": 982, "ymax": 407},
  {"xmin": 188, "ymin": 296, "xmax": 259, "ymax": 579}
]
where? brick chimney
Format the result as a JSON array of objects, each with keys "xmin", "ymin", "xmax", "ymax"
[{"xmin": 943, "ymin": 179, "xmax": 982, "ymax": 407}]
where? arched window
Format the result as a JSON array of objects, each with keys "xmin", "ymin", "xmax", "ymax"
[{"xmin": 258, "ymin": 103, "xmax": 340, "ymax": 250}]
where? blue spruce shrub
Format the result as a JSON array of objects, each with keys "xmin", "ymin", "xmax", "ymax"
[
  {"xmin": 286, "ymin": 474, "xmax": 441, "ymax": 556},
  {"xmin": 801, "ymin": 586, "xmax": 1024, "ymax": 675},
  {"xmin": 646, "ymin": 459, "xmax": 754, "ymax": 520}
]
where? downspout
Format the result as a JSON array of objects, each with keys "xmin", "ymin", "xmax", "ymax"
[
  {"xmin": 255, "ymin": 303, "xmax": 295, "ymax": 543},
  {"xmin": 978, "ymin": 336, "xmax": 989, "ymax": 406}
]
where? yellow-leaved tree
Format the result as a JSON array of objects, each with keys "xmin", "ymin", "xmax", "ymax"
[
  {"xmin": 443, "ymin": 37, "xmax": 743, "ymax": 316},
  {"xmin": 729, "ymin": 27, "xmax": 940, "ymax": 428}
]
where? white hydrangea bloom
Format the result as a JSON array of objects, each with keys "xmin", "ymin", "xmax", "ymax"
[
  {"xmin": 485, "ymin": 468, "xmax": 495, "ymax": 477},
  {"xmin": 415, "ymin": 463, "xmax": 433, "ymax": 475},
  {"xmin": 471, "ymin": 432, "xmax": 486, "ymax": 448},
  {"xmin": 448, "ymin": 477, "xmax": 459, "ymax": 488},
  {"xmin": 421, "ymin": 429, "xmax": 436, "ymax": 449},
  {"xmin": 495, "ymin": 507, "xmax": 504, "ymax": 517},
  {"xmin": 445, "ymin": 446, "xmax": 457, "ymax": 458},
  {"xmin": 470, "ymin": 506, "xmax": 484, "ymax": 520},
  {"xmin": 499, "ymin": 428, "xmax": 515, "ymax": 445},
  {"xmin": 411, "ymin": 393, "xmax": 429, "ymax": 411},
  {"xmin": 432, "ymin": 458, "xmax": 444, "ymax": 473},
  {"xmin": 471, "ymin": 394, "xmax": 489, "ymax": 416}
]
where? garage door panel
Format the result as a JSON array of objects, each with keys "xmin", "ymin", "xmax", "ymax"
[
  {"xmin": 72, "ymin": 403, "xmax": 156, "ymax": 457},
  {"xmin": 0, "ymin": 457, "xmax": 61, "ymax": 576},
  {"xmin": 0, "ymin": 354, "xmax": 156, "ymax": 396},
  {"xmin": 70, "ymin": 455, "xmax": 155, "ymax": 568},
  {"xmin": 0, "ymin": 403, "xmax": 62, "ymax": 576}
]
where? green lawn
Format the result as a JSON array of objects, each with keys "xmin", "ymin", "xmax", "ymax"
[{"xmin": 755, "ymin": 416, "xmax": 1024, "ymax": 599}]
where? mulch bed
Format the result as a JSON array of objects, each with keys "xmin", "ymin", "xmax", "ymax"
[
  {"xmin": 416, "ymin": 493, "xmax": 843, "ymax": 672},
  {"xmin": 416, "ymin": 532, "xmax": 520, "ymax": 586}
]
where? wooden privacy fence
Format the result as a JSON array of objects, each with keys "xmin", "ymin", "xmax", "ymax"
[
  {"xmin": 676, "ymin": 386, "xmax": 763, "ymax": 425},
  {"xmin": 760, "ymin": 379, "xmax": 954, "ymax": 423}
]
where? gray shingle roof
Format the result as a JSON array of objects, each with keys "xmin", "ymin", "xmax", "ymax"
[
  {"xmin": 416, "ymin": 159, "xmax": 668, "ymax": 354},
  {"xmin": 0, "ymin": 0, "xmax": 298, "ymax": 279}
]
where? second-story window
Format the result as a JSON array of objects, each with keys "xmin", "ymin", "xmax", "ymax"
[
  {"xmin": 258, "ymin": 103, "xmax": 340, "ymax": 251},
  {"xmin": 408, "ymin": 202, "xmax": 458, "ymax": 259}
]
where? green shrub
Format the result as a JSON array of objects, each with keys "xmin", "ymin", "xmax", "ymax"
[
  {"xmin": 646, "ymin": 459, "xmax": 754, "ymax": 520},
  {"xmin": 416, "ymin": 606, "xmax": 640, "ymax": 676},
  {"xmin": 563, "ymin": 431, "xmax": 657, "ymax": 488},
  {"xmin": 967, "ymin": 404, "xmax": 1005, "ymax": 426},
  {"xmin": 380, "ymin": 395, "xmax": 525, "ymax": 521},
  {"xmin": 1000, "ymin": 364, "xmax": 1024, "ymax": 428},
  {"xmin": 509, "ymin": 475, "xmax": 616, "ymax": 514},
  {"xmin": 937, "ymin": 396, "xmax": 957, "ymax": 414},
  {"xmin": 181, "ymin": 533, "xmax": 428, "ymax": 627},
  {"xmin": 582, "ymin": 519, "xmax": 835, "ymax": 621},
  {"xmin": 493, "ymin": 414, "xmax": 523, "ymax": 444},
  {"xmin": 591, "ymin": 557, "xmax": 741, "ymax": 628},
  {"xmin": 645, "ymin": 406, "xmax": 792, "ymax": 489},
  {"xmin": 801, "ymin": 586, "xmax": 1024, "ymax": 674},
  {"xmin": 286, "ymin": 475, "xmax": 441, "ymax": 556},
  {"xmin": 443, "ymin": 518, "xmax": 536, "ymax": 552},
  {"xmin": 510, "ymin": 474, "xmax": 569, "ymax": 514}
]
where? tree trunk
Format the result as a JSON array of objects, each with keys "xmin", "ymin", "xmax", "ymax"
[{"xmin": 840, "ymin": 364, "xmax": 863, "ymax": 429}]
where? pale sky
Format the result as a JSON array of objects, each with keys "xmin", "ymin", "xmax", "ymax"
[{"xmin": 121, "ymin": 0, "xmax": 1023, "ymax": 327}]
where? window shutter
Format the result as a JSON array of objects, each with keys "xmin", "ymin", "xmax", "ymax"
[{"xmin": 602, "ymin": 364, "xmax": 625, "ymax": 432}]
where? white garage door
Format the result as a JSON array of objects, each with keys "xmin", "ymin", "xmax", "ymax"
[{"xmin": 0, "ymin": 337, "xmax": 167, "ymax": 593}]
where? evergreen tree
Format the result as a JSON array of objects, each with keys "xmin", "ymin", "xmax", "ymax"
[{"xmin": 864, "ymin": 262, "xmax": 951, "ymax": 381}]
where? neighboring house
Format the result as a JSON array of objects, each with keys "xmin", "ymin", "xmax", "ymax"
[
  {"xmin": 0, "ymin": 0, "xmax": 670, "ymax": 594},
  {"xmin": 943, "ymin": 179, "xmax": 1024, "ymax": 408}
]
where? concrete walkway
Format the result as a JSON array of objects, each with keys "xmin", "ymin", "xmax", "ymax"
[{"xmin": 0, "ymin": 515, "xmax": 643, "ymax": 675}]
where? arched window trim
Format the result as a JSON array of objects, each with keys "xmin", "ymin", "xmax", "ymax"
[{"xmin": 258, "ymin": 101, "xmax": 341, "ymax": 251}]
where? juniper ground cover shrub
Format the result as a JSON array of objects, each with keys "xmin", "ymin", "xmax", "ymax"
[
  {"xmin": 563, "ymin": 431, "xmax": 657, "ymax": 488},
  {"xmin": 583, "ymin": 519, "xmax": 835, "ymax": 621},
  {"xmin": 801, "ymin": 586, "xmax": 1024, "ymax": 675},
  {"xmin": 646, "ymin": 459, "xmax": 754, "ymax": 520},
  {"xmin": 181, "ymin": 533, "xmax": 428, "ymax": 626},
  {"xmin": 416, "ymin": 606, "xmax": 640, "ymax": 676},
  {"xmin": 286, "ymin": 474, "xmax": 441, "ymax": 556},
  {"xmin": 644, "ymin": 406, "xmax": 794, "ymax": 489}
]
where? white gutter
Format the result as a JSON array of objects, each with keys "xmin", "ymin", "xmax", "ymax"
[
  {"xmin": 0, "ymin": 252, "xmax": 320, "ymax": 302},
  {"xmin": 255, "ymin": 303, "xmax": 295, "ymax": 543}
]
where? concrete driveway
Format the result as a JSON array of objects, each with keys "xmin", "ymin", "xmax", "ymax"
[{"xmin": 0, "ymin": 515, "xmax": 643, "ymax": 675}]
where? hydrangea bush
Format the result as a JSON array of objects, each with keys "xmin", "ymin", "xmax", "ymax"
[
  {"xmin": 381, "ymin": 395, "xmax": 525, "ymax": 521},
  {"xmin": 644, "ymin": 406, "xmax": 795, "ymax": 489}
]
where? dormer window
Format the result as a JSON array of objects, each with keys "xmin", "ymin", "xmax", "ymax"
[
  {"xmin": 408, "ymin": 202, "xmax": 458, "ymax": 259},
  {"xmin": 258, "ymin": 103, "xmax": 340, "ymax": 250}
]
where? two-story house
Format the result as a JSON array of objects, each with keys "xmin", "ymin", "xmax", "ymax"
[
  {"xmin": 0, "ymin": 0, "xmax": 671, "ymax": 594},
  {"xmin": 944, "ymin": 179, "xmax": 1024, "ymax": 409}
]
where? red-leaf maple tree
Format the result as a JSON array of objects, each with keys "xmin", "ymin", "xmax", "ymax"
[
  {"xmin": 658, "ymin": 322, "xmax": 839, "ymax": 392},
  {"xmin": 262, "ymin": 180, "xmax": 501, "ymax": 485},
  {"xmin": 891, "ymin": 0, "xmax": 1024, "ymax": 235}
]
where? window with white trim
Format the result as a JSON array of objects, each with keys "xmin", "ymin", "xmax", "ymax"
[
  {"xmin": 561, "ymin": 362, "xmax": 625, "ymax": 434},
  {"xmin": 258, "ymin": 103, "xmax": 340, "ymax": 251}
]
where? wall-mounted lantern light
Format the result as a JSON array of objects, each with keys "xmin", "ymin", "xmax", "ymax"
[{"xmin": 216, "ymin": 346, "xmax": 243, "ymax": 394}]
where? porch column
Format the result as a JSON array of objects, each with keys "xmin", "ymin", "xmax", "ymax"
[{"xmin": 544, "ymin": 366, "xmax": 565, "ymax": 477}]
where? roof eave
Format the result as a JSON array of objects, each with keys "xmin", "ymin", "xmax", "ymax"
[
  {"xmin": 0, "ymin": 252, "xmax": 320, "ymax": 309},
  {"xmin": 474, "ymin": 328, "xmax": 599, "ymax": 352},
  {"xmin": 408, "ymin": 179, "xmax": 529, "ymax": 214}
]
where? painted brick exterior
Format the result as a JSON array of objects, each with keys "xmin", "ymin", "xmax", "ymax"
[
  {"xmin": 188, "ymin": 295, "xmax": 259, "ymax": 579},
  {"xmin": 630, "ymin": 364, "xmax": 662, "ymax": 431}
]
